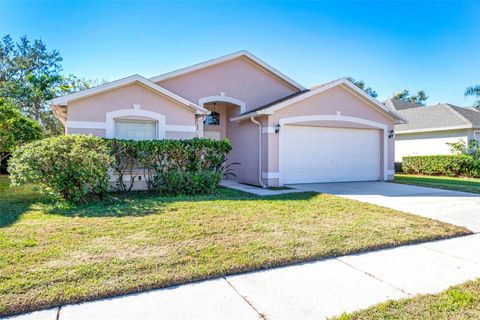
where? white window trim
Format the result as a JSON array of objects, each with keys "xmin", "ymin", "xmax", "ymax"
[
  {"xmin": 66, "ymin": 120, "xmax": 196, "ymax": 135},
  {"xmin": 277, "ymin": 114, "xmax": 389, "ymax": 186},
  {"xmin": 66, "ymin": 121, "xmax": 106, "ymax": 129},
  {"xmin": 474, "ymin": 131, "xmax": 480, "ymax": 140},
  {"xmin": 106, "ymin": 108, "xmax": 166, "ymax": 139}
]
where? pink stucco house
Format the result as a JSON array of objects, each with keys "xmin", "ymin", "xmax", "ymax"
[{"xmin": 50, "ymin": 51, "xmax": 406, "ymax": 187}]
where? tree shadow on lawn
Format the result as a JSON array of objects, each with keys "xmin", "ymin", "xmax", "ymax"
[
  {"xmin": 0, "ymin": 183, "xmax": 51, "ymax": 228},
  {"xmin": 42, "ymin": 187, "xmax": 319, "ymax": 218}
]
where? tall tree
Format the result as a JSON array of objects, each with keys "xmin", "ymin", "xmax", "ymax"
[
  {"xmin": 0, "ymin": 35, "xmax": 97, "ymax": 136},
  {"xmin": 346, "ymin": 77, "xmax": 378, "ymax": 98},
  {"xmin": 465, "ymin": 84, "xmax": 480, "ymax": 107},
  {"xmin": 391, "ymin": 89, "xmax": 428, "ymax": 105},
  {"xmin": 0, "ymin": 35, "xmax": 63, "ymax": 120},
  {"xmin": 0, "ymin": 98, "xmax": 42, "ymax": 165}
]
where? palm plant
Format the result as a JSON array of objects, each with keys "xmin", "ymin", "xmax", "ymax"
[{"xmin": 465, "ymin": 84, "xmax": 480, "ymax": 107}]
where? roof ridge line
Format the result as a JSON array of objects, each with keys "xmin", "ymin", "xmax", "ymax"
[
  {"xmin": 148, "ymin": 50, "xmax": 306, "ymax": 90},
  {"xmin": 446, "ymin": 104, "xmax": 473, "ymax": 125}
]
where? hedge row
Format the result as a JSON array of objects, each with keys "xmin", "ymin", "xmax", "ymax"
[
  {"xmin": 9, "ymin": 135, "xmax": 232, "ymax": 203},
  {"xmin": 109, "ymin": 138, "xmax": 231, "ymax": 193},
  {"xmin": 402, "ymin": 155, "xmax": 480, "ymax": 178}
]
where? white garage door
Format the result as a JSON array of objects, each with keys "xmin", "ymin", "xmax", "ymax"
[{"xmin": 282, "ymin": 126, "xmax": 380, "ymax": 184}]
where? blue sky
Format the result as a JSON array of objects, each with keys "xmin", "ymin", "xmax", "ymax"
[{"xmin": 1, "ymin": 0, "xmax": 479, "ymax": 105}]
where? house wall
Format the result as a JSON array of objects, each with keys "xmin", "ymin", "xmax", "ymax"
[
  {"xmin": 260, "ymin": 86, "xmax": 396, "ymax": 186},
  {"xmin": 65, "ymin": 82, "xmax": 197, "ymax": 139},
  {"xmin": 395, "ymin": 129, "xmax": 473, "ymax": 162},
  {"xmin": 225, "ymin": 108, "xmax": 265, "ymax": 186},
  {"xmin": 156, "ymin": 57, "xmax": 299, "ymax": 113}
]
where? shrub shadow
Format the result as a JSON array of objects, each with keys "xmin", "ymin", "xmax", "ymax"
[{"xmin": 43, "ymin": 187, "xmax": 319, "ymax": 218}]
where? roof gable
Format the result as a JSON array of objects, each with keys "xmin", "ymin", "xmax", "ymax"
[
  {"xmin": 231, "ymin": 78, "xmax": 407, "ymax": 124},
  {"xmin": 149, "ymin": 50, "xmax": 306, "ymax": 91},
  {"xmin": 49, "ymin": 75, "xmax": 207, "ymax": 114}
]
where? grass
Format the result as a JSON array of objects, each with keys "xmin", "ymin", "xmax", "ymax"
[
  {"xmin": 334, "ymin": 279, "xmax": 480, "ymax": 320},
  {"xmin": 395, "ymin": 174, "xmax": 480, "ymax": 194},
  {"xmin": 0, "ymin": 175, "xmax": 470, "ymax": 317}
]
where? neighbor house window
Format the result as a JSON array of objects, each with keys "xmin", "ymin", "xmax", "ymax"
[
  {"xmin": 114, "ymin": 119, "xmax": 157, "ymax": 140},
  {"xmin": 204, "ymin": 111, "xmax": 220, "ymax": 126}
]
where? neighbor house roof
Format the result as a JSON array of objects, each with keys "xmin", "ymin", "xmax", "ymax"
[
  {"xmin": 48, "ymin": 75, "xmax": 208, "ymax": 114},
  {"xmin": 384, "ymin": 99, "xmax": 423, "ymax": 111},
  {"xmin": 395, "ymin": 103, "xmax": 480, "ymax": 134},
  {"xmin": 230, "ymin": 78, "xmax": 407, "ymax": 124},
  {"xmin": 148, "ymin": 50, "xmax": 306, "ymax": 91}
]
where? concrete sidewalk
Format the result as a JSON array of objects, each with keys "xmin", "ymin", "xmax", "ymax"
[{"xmin": 10, "ymin": 233, "xmax": 480, "ymax": 320}]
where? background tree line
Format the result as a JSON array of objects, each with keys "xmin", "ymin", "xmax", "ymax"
[
  {"xmin": 0, "ymin": 34, "xmax": 102, "ymax": 172},
  {"xmin": 1, "ymin": 33, "xmax": 479, "ymax": 173}
]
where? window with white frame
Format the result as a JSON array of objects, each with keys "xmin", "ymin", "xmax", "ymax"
[{"xmin": 114, "ymin": 119, "xmax": 157, "ymax": 140}]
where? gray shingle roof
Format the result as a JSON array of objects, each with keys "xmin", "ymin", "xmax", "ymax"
[
  {"xmin": 395, "ymin": 103, "xmax": 480, "ymax": 132},
  {"xmin": 242, "ymin": 90, "xmax": 310, "ymax": 115},
  {"xmin": 385, "ymin": 99, "xmax": 423, "ymax": 111}
]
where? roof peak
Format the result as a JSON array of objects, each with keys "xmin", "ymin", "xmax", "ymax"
[{"xmin": 148, "ymin": 50, "xmax": 306, "ymax": 90}]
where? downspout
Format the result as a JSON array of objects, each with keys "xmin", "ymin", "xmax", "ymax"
[
  {"xmin": 195, "ymin": 114, "xmax": 206, "ymax": 137},
  {"xmin": 250, "ymin": 116, "xmax": 267, "ymax": 189}
]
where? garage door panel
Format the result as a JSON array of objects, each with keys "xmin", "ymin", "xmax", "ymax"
[{"xmin": 282, "ymin": 126, "xmax": 380, "ymax": 184}]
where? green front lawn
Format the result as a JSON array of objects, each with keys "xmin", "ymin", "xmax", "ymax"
[
  {"xmin": 0, "ymin": 175, "xmax": 470, "ymax": 317},
  {"xmin": 395, "ymin": 174, "xmax": 480, "ymax": 194},
  {"xmin": 334, "ymin": 279, "xmax": 480, "ymax": 320}
]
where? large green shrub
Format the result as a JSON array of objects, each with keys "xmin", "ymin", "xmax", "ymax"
[
  {"xmin": 402, "ymin": 155, "xmax": 480, "ymax": 178},
  {"xmin": 9, "ymin": 136, "xmax": 232, "ymax": 201},
  {"xmin": 107, "ymin": 138, "xmax": 232, "ymax": 194},
  {"xmin": 9, "ymin": 135, "xmax": 112, "ymax": 203}
]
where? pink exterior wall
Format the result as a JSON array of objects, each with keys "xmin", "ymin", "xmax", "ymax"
[
  {"xmin": 65, "ymin": 82, "xmax": 197, "ymax": 138},
  {"xmin": 68, "ymin": 83, "xmax": 195, "ymax": 125},
  {"xmin": 261, "ymin": 86, "xmax": 396, "ymax": 186},
  {"xmin": 225, "ymin": 108, "xmax": 261, "ymax": 185},
  {"xmin": 156, "ymin": 57, "xmax": 298, "ymax": 113}
]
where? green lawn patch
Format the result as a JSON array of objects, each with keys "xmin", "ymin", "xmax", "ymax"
[
  {"xmin": 334, "ymin": 279, "xmax": 480, "ymax": 320},
  {"xmin": 395, "ymin": 174, "xmax": 480, "ymax": 194},
  {"xmin": 0, "ymin": 175, "xmax": 470, "ymax": 317}
]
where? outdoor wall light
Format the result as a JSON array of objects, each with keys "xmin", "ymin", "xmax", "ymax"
[
  {"xmin": 275, "ymin": 123, "xmax": 281, "ymax": 134},
  {"xmin": 388, "ymin": 130, "xmax": 395, "ymax": 139}
]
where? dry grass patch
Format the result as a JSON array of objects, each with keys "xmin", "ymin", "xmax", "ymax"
[
  {"xmin": 334, "ymin": 279, "xmax": 480, "ymax": 320},
  {"xmin": 0, "ymin": 175, "xmax": 470, "ymax": 317}
]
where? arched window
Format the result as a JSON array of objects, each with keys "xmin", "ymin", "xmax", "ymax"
[{"xmin": 204, "ymin": 111, "xmax": 220, "ymax": 125}]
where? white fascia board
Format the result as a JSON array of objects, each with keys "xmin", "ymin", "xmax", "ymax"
[
  {"xmin": 149, "ymin": 50, "xmax": 306, "ymax": 91},
  {"xmin": 49, "ymin": 75, "xmax": 207, "ymax": 114},
  {"xmin": 395, "ymin": 125, "xmax": 473, "ymax": 134},
  {"xmin": 230, "ymin": 78, "xmax": 407, "ymax": 123}
]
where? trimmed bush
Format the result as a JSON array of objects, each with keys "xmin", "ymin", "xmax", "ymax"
[
  {"xmin": 8, "ymin": 135, "xmax": 112, "ymax": 203},
  {"xmin": 154, "ymin": 170, "xmax": 222, "ymax": 196},
  {"xmin": 108, "ymin": 138, "xmax": 231, "ymax": 193},
  {"xmin": 402, "ymin": 155, "xmax": 480, "ymax": 178}
]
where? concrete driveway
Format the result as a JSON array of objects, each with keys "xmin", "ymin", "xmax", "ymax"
[{"xmin": 291, "ymin": 182, "xmax": 480, "ymax": 232}]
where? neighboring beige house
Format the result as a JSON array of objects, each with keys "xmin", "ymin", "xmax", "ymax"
[
  {"xmin": 386, "ymin": 99, "xmax": 480, "ymax": 162},
  {"xmin": 50, "ymin": 51, "xmax": 406, "ymax": 187}
]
